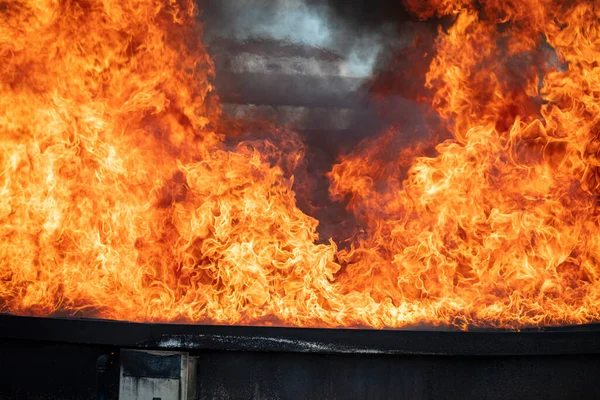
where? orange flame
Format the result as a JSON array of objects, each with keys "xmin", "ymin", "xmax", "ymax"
[
  {"xmin": 1, "ymin": 0, "xmax": 599, "ymax": 329},
  {"xmin": 330, "ymin": 0, "xmax": 600, "ymax": 328}
]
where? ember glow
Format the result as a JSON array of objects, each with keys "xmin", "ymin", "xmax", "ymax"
[{"xmin": 1, "ymin": 0, "xmax": 599, "ymax": 329}]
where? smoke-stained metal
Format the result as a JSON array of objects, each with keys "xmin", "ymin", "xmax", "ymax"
[{"xmin": 1, "ymin": 314, "xmax": 600, "ymax": 356}]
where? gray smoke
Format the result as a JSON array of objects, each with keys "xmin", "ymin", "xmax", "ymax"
[
  {"xmin": 197, "ymin": 0, "xmax": 431, "ymax": 243},
  {"xmin": 199, "ymin": 0, "xmax": 413, "ymax": 77}
]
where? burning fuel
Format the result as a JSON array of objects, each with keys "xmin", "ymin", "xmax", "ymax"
[{"xmin": 1, "ymin": 0, "xmax": 599, "ymax": 330}]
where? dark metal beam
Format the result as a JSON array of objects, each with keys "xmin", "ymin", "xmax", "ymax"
[{"xmin": 1, "ymin": 314, "xmax": 600, "ymax": 356}]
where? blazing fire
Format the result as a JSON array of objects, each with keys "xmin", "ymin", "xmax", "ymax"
[{"xmin": 1, "ymin": 0, "xmax": 599, "ymax": 329}]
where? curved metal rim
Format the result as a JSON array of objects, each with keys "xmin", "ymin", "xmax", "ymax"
[{"xmin": 1, "ymin": 314, "xmax": 599, "ymax": 356}]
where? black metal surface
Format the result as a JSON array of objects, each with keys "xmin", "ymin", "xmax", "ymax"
[
  {"xmin": 96, "ymin": 354, "xmax": 112, "ymax": 400},
  {"xmin": 121, "ymin": 350, "xmax": 181, "ymax": 379},
  {"xmin": 0, "ymin": 338, "xmax": 120, "ymax": 400},
  {"xmin": 193, "ymin": 351, "xmax": 600, "ymax": 400},
  {"xmin": 1, "ymin": 314, "xmax": 600, "ymax": 356},
  {"xmin": 1, "ymin": 336, "xmax": 600, "ymax": 400}
]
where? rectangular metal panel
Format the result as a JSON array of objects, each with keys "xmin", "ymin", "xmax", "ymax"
[
  {"xmin": 119, "ymin": 349, "xmax": 196, "ymax": 400},
  {"xmin": 120, "ymin": 376, "xmax": 181, "ymax": 400}
]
